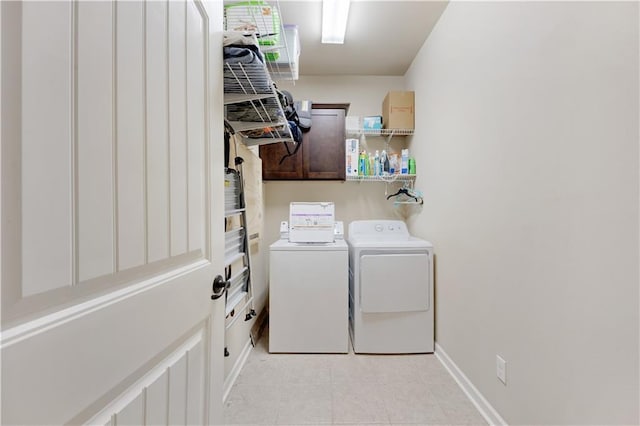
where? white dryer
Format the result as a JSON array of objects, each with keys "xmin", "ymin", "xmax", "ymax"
[{"xmin": 348, "ymin": 220, "xmax": 434, "ymax": 354}]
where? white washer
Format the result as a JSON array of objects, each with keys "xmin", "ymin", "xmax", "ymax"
[
  {"xmin": 348, "ymin": 220, "xmax": 434, "ymax": 354},
  {"xmin": 269, "ymin": 239, "xmax": 349, "ymax": 353}
]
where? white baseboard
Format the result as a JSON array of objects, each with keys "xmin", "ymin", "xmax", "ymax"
[
  {"xmin": 435, "ymin": 342, "xmax": 508, "ymax": 426},
  {"xmin": 222, "ymin": 338, "xmax": 253, "ymax": 402}
]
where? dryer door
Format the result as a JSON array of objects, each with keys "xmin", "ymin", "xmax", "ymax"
[{"xmin": 359, "ymin": 252, "xmax": 430, "ymax": 313}]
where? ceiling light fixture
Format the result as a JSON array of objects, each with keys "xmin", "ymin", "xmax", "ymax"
[{"xmin": 321, "ymin": 0, "xmax": 351, "ymax": 44}]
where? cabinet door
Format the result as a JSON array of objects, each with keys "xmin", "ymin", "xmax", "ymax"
[
  {"xmin": 260, "ymin": 141, "xmax": 304, "ymax": 180},
  {"xmin": 303, "ymin": 108, "xmax": 346, "ymax": 180},
  {"xmin": 259, "ymin": 103, "xmax": 348, "ymax": 181}
]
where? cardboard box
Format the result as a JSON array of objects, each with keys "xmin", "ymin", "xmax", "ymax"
[
  {"xmin": 345, "ymin": 138, "xmax": 359, "ymax": 176},
  {"xmin": 382, "ymin": 91, "xmax": 414, "ymax": 130}
]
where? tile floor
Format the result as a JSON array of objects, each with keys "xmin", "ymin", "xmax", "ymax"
[{"xmin": 223, "ymin": 331, "xmax": 488, "ymax": 425}]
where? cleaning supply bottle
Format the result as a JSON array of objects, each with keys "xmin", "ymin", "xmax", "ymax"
[
  {"xmin": 365, "ymin": 151, "xmax": 370, "ymax": 176},
  {"xmin": 374, "ymin": 150, "xmax": 380, "ymax": 176},
  {"xmin": 409, "ymin": 157, "xmax": 416, "ymax": 175},
  {"xmin": 401, "ymin": 149, "xmax": 409, "ymax": 174},
  {"xmin": 381, "ymin": 150, "xmax": 389, "ymax": 175},
  {"xmin": 358, "ymin": 151, "xmax": 365, "ymax": 176},
  {"xmin": 368, "ymin": 153, "xmax": 374, "ymax": 176}
]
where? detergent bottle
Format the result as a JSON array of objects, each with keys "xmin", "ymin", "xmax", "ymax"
[{"xmin": 374, "ymin": 150, "xmax": 380, "ymax": 176}]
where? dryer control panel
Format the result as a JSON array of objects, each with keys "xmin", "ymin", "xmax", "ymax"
[{"xmin": 349, "ymin": 220, "xmax": 409, "ymax": 240}]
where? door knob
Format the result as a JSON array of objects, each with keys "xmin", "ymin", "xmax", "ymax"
[{"xmin": 211, "ymin": 275, "xmax": 229, "ymax": 300}]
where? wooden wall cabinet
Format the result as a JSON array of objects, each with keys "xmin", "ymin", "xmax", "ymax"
[{"xmin": 259, "ymin": 103, "xmax": 349, "ymax": 180}]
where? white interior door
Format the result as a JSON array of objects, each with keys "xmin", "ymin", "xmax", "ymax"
[{"xmin": 1, "ymin": 0, "xmax": 226, "ymax": 424}]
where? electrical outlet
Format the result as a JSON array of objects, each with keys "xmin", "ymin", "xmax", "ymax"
[{"xmin": 496, "ymin": 355, "xmax": 507, "ymax": 385}]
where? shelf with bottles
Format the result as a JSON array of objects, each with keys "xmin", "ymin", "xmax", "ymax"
[
  {"xmin": 345, "ymin": 174, "xmax": 416, "ymax": 183},
  {"xmin": 346, "ymin": 128, "xmax": 414, "ymax": 137}
]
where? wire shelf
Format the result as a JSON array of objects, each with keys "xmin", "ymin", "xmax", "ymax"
[
  {"xmin": 223, "ymin": 61, "xmax": 293, "ymax": 145},
  {"xmin": 346, "ymin": 128, "xmax": 415, "ymax": 137},
  {"xmin": 223, "ymin": 0, "xmax": 296, "ymax": 145},
  {"xmin": 224, "ymin": 0, "xmax": 298, "ymax": 81},
  {"xmin": 345, "ymin": 174, "xmax": 416, "ymax": 183}
]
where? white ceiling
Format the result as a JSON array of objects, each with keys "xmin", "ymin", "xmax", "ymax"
[{"xmin": 277, "ymin": 0, "xmax": 449, "ymax": 76}]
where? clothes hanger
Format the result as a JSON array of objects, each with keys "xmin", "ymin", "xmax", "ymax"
[
  {"xmin": 386, "ymin": 187, "xmax": 424, "ymax": 205},
  {"xmin": 386, "ymin": 188, "xmax": 420, "ymax": 202}
]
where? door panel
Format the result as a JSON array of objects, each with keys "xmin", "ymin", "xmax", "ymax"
[
  {"xmin": 114, "ymin": 393, "xmax": 144, "ymax": 425},
  {"xmin": 1, "ymin": 0, "xmax": 225, "ymax": 424},
  {"xmin": 116, "ymin": 0, "xmax": 146, "ymax": 271},
  {"xmin": 187, "ymin": 340, "xmax": 206, "ymax": 424},
  {"xmin": 168, "ymin": 354, "xmax": 188, "ymax": 424},
  {"xmin": 303, "ymin": 108, "xmax": 346, "ymax": 180},
  {"xmin": 21, "ymin": 1, "xmax": 73, "ymax": 297},
  {"xmin": 85, "ymin": 326, "xmax": 208, "ymax": 425},
  {"xmin": 169, "ymin": 0, "xmax": 189, "ymax": 257},
  {"xmin": 5, "ymin": 0, "xmax": 214, "ymax": 299},
  {"xmin": 77, "ymin": 1, "xmax": 116, "ymax": 283},
  {"xmin": 146, "ymin": 0, "xmax": 171, "ymax": 263},
  {"xmin": 145, "ymin": 370, "xmax": 169, "ymax": 425},
  {"xmin": 2, "ymin": 265, "xmax": 212, "ymax": 424},
  {"xmin": 259, "ymin": 141, "xmax": 304, "ymax": 180},
  {"xmin": 187, "ymin": 0, "xmax": 207, "ymax": 255}
]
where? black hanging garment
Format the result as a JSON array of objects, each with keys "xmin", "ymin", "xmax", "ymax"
[
  {"xmin": 275, "ymin": 90, "xmax": 312, "ymax": 164},
  {"xmin": 224, "ymin": 130, "xmax": 231, "ymax": 169}
]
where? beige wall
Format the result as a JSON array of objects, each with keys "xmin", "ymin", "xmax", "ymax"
[
  {"xmin": 405, "ymin": 2, "xmax": 639, "ymax": 424},
  {"xmin": 277, "ymin": 75, "xmax": 405, "ymax": 117}
]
